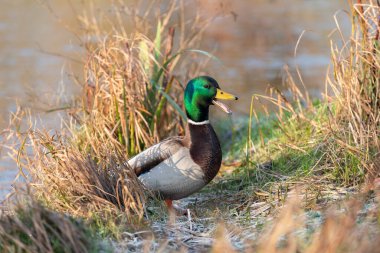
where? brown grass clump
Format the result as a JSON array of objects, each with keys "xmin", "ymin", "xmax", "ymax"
[
  {"xmin": 5, "ymin": 108, "xmax": 145, "ymax": 233},
  {"xmin": 329, "ymin": 0, "xmax": 380, "ymax": 180},
  {"xmin": 0, "ymin": 193, "xmax": 99, "ymax": 253}
]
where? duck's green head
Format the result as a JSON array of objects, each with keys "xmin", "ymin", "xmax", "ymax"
[{"xmin": 184, "ymin": 76, "xmax": 238, "ymax": 122}]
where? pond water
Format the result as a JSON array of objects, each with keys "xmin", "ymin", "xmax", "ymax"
[{"xmin": 0, "ymin": 0, "xmax": 349, "ymax": 200}]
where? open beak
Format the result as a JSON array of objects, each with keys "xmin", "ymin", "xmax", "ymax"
[{"xmin": 212, "ymin": 88, "xmax": 238, "ymax": 114}]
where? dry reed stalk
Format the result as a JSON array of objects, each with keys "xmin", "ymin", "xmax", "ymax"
[
  {"xmin": 329, "ymin": 0, "xmax": 380, "ymax": 179},
  {"xmin": 211, "ymin": 223, "xmax": 237, "ymax": 253}
]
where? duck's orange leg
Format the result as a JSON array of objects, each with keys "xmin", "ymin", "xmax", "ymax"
[
  {"xmin": 165, "ymin": 199, "xmax": 187, "ymax": 216},
  {"xmin": 165, "ymin": 199, "xmax": 173, "ymax": 209}
]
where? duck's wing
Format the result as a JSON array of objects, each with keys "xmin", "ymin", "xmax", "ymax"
[
  {"xmin": 137, "ymin": 146, "xmax": 206, "ymax": 200},
  {"xmin": 127, "ymin": 137, "xmax": 185, "ymax": 176}
]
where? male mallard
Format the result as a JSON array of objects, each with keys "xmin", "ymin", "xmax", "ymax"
[{"xmin": 128, "ymin": 76, "xmax": 238, "ymax": 210}]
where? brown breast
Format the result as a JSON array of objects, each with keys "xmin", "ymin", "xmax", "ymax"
[{"xmin": 183, "ymin": 123, "xmax": 222, "ymax": 183}]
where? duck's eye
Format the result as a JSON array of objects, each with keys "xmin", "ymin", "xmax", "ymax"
[{"xmin": 204, "ymin": 84, "xmax": 210, "ymax": 89}]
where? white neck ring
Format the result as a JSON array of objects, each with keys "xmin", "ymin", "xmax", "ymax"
[{"xmin": 187, "ymin": 119, "xmax": 210, "ymax": 125}]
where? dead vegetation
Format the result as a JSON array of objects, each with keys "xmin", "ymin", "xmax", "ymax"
[
  {"xmin": 4, "ymin": 108, "xmax": 146, "ymax": 237},
  {"xmin": 0, "ymin": 192, "xmax": 100, "ymax": 253},
  {"xmin": 209, "ymin": 190, "xmax": 380, "ymax": 253},
  {"xmin": 329, "ymin": 0, "xmax": 380, "ymax": 181}
]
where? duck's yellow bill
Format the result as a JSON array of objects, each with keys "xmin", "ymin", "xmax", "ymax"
[
  {"xmin": 213, "ymin": 88, "xmax": 238, "ymax": 114},
  {"xmin": 215, "ymin": 88, "xmax": 238, "ymax": 100}
]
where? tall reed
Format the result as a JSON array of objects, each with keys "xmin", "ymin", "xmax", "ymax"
[{"xmin": 329, "ymin": 0, "xmax": 380, "ymax": 180}]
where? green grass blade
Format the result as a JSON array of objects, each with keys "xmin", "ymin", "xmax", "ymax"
[
  {"xmin": 122, "ymin": 84, "xmax": 129, "ymax": 149},
  {"xmin": 153, "ymin": 21, "xmax": 162, "ymax": 81},
  {"xmin": 153, "ymin": 84, "xmax": 187, "ymax": 120},
  {"xmin": 114, "ymin": 96, "xmax": 124, "ymax": 145}
]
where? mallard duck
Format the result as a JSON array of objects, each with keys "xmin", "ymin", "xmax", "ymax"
[{"xmin": 128, "ymin": 76, "xmax": 238, "ymax": 210}]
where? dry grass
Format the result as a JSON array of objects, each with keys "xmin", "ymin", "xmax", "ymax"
[
  {"xmin": 0, "ymin": 192, "xmax": 99, "ymax": 253},
  {"xmin": 329, "ymin": 0, "xmax": 380, "ymax": 181},
  {"xmin": 209, "ymin": 190, "xmax": 380, "ymax": 253},
  {"xmin": 4, "ymin": 108, "xmax": 145, "ymax": 235},
  {"xmin": 258, "ymin": 194, "xmax": 379, "ymax": 253}
]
